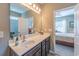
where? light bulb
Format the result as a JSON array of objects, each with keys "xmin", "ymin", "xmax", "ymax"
[
  {"xmin": 33, "ymin": 4, "xmax": 36, "ymax": 8},
  {"xmin": 39, "ymin": 8, "xmax": 41, "ymax": 12},
  {"xmin": 36, "ymin": 6, "xmax": 38, "ymax": 10}
]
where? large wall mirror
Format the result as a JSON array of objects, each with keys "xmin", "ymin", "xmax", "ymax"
[{"xmin": 10, "ymin": 3, "xmax": 40, "ymax": 38}]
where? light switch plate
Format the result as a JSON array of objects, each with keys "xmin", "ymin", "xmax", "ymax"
[{"xmin": 0, "ymin": 31, "xmax": 4, "ymax": 38}]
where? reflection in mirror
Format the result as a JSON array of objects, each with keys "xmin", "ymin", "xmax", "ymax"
[{"xmin": 10, "ymin": 3, "xmax": 34, "ymax": 38}]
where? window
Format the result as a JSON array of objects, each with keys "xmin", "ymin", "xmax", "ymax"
[
  {"xmin": 56, "ymin": 20, "xmax": 66, "ymax": 33},
  {"xmin": 55, "ymin": 7, "xmax": 74, "ymax": 33}
]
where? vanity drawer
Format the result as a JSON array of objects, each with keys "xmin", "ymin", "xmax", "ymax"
[{"xmin": 24, "ymin": 43, "xmax": 41, "ymax": 56}]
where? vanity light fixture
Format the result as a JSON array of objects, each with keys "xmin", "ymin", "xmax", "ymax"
[{"xmin": 20, "ymin": 3, "xmax": 41, "ymax": 14}]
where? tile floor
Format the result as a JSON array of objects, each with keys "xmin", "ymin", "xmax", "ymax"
[{"xmin": 55, "ymin": 44, "xmax": 74, "ymax": 56}]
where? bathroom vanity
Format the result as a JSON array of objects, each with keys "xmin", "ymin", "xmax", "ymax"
[{"xmin": 9, "ymin": 33, "xmax": 50, "ymax": 56}]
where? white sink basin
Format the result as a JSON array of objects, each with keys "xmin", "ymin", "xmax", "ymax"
[{"xmin": 20, "ymin": 40, "xmax": 35, "ymax": 47}]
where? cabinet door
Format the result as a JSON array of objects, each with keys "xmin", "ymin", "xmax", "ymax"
[
  {"xmin": 46, "ymin": 42, "xmax": 49, "ymax": 55},
  {"xmin": 42, "ymin": 45, "xmax": 45, "ymax": 56},
  {"xmin": 46, "ymin": 38, "xmax": 50, "ymax": 55},
  {"xmin": 33, "ymin": 49, "xmax": 41, "ymax": 56},
  {"xmin": 74, "ymin": 4, "xmax": 79, "ymax": 56},
  {"xmin": 41, "ymin": 40, "xmax": 46, "ymax": 56}
]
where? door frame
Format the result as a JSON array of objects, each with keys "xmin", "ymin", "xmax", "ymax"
[{"xmin": 53, "ymin": 6, "xmax": 75, "ymax": 54}]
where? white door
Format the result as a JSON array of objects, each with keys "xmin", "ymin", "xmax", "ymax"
[{"xmin": 74, "ymin": 4, "xmax": 79, "ymax": 56}]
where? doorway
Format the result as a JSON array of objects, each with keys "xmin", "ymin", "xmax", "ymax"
[{"xmin": 54, "ymin": 6, "xmax": 75, "ymax": 56}]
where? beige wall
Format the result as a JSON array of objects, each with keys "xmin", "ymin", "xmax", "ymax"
[
  {"xmin": 31, "ymin": 11, "xmax": 42, "ymax": 33},
  {"xmin": 33, "ymin": 3, "xmax": 76, "ymax": 51},
  {"xmin": 0, "ymin": 4, "xmax": 10, "ymax": 55}
]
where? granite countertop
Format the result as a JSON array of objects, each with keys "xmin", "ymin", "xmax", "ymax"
[{"xmin": 9, "ymin": 33, "xmax": 50, "ymax": 56}]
